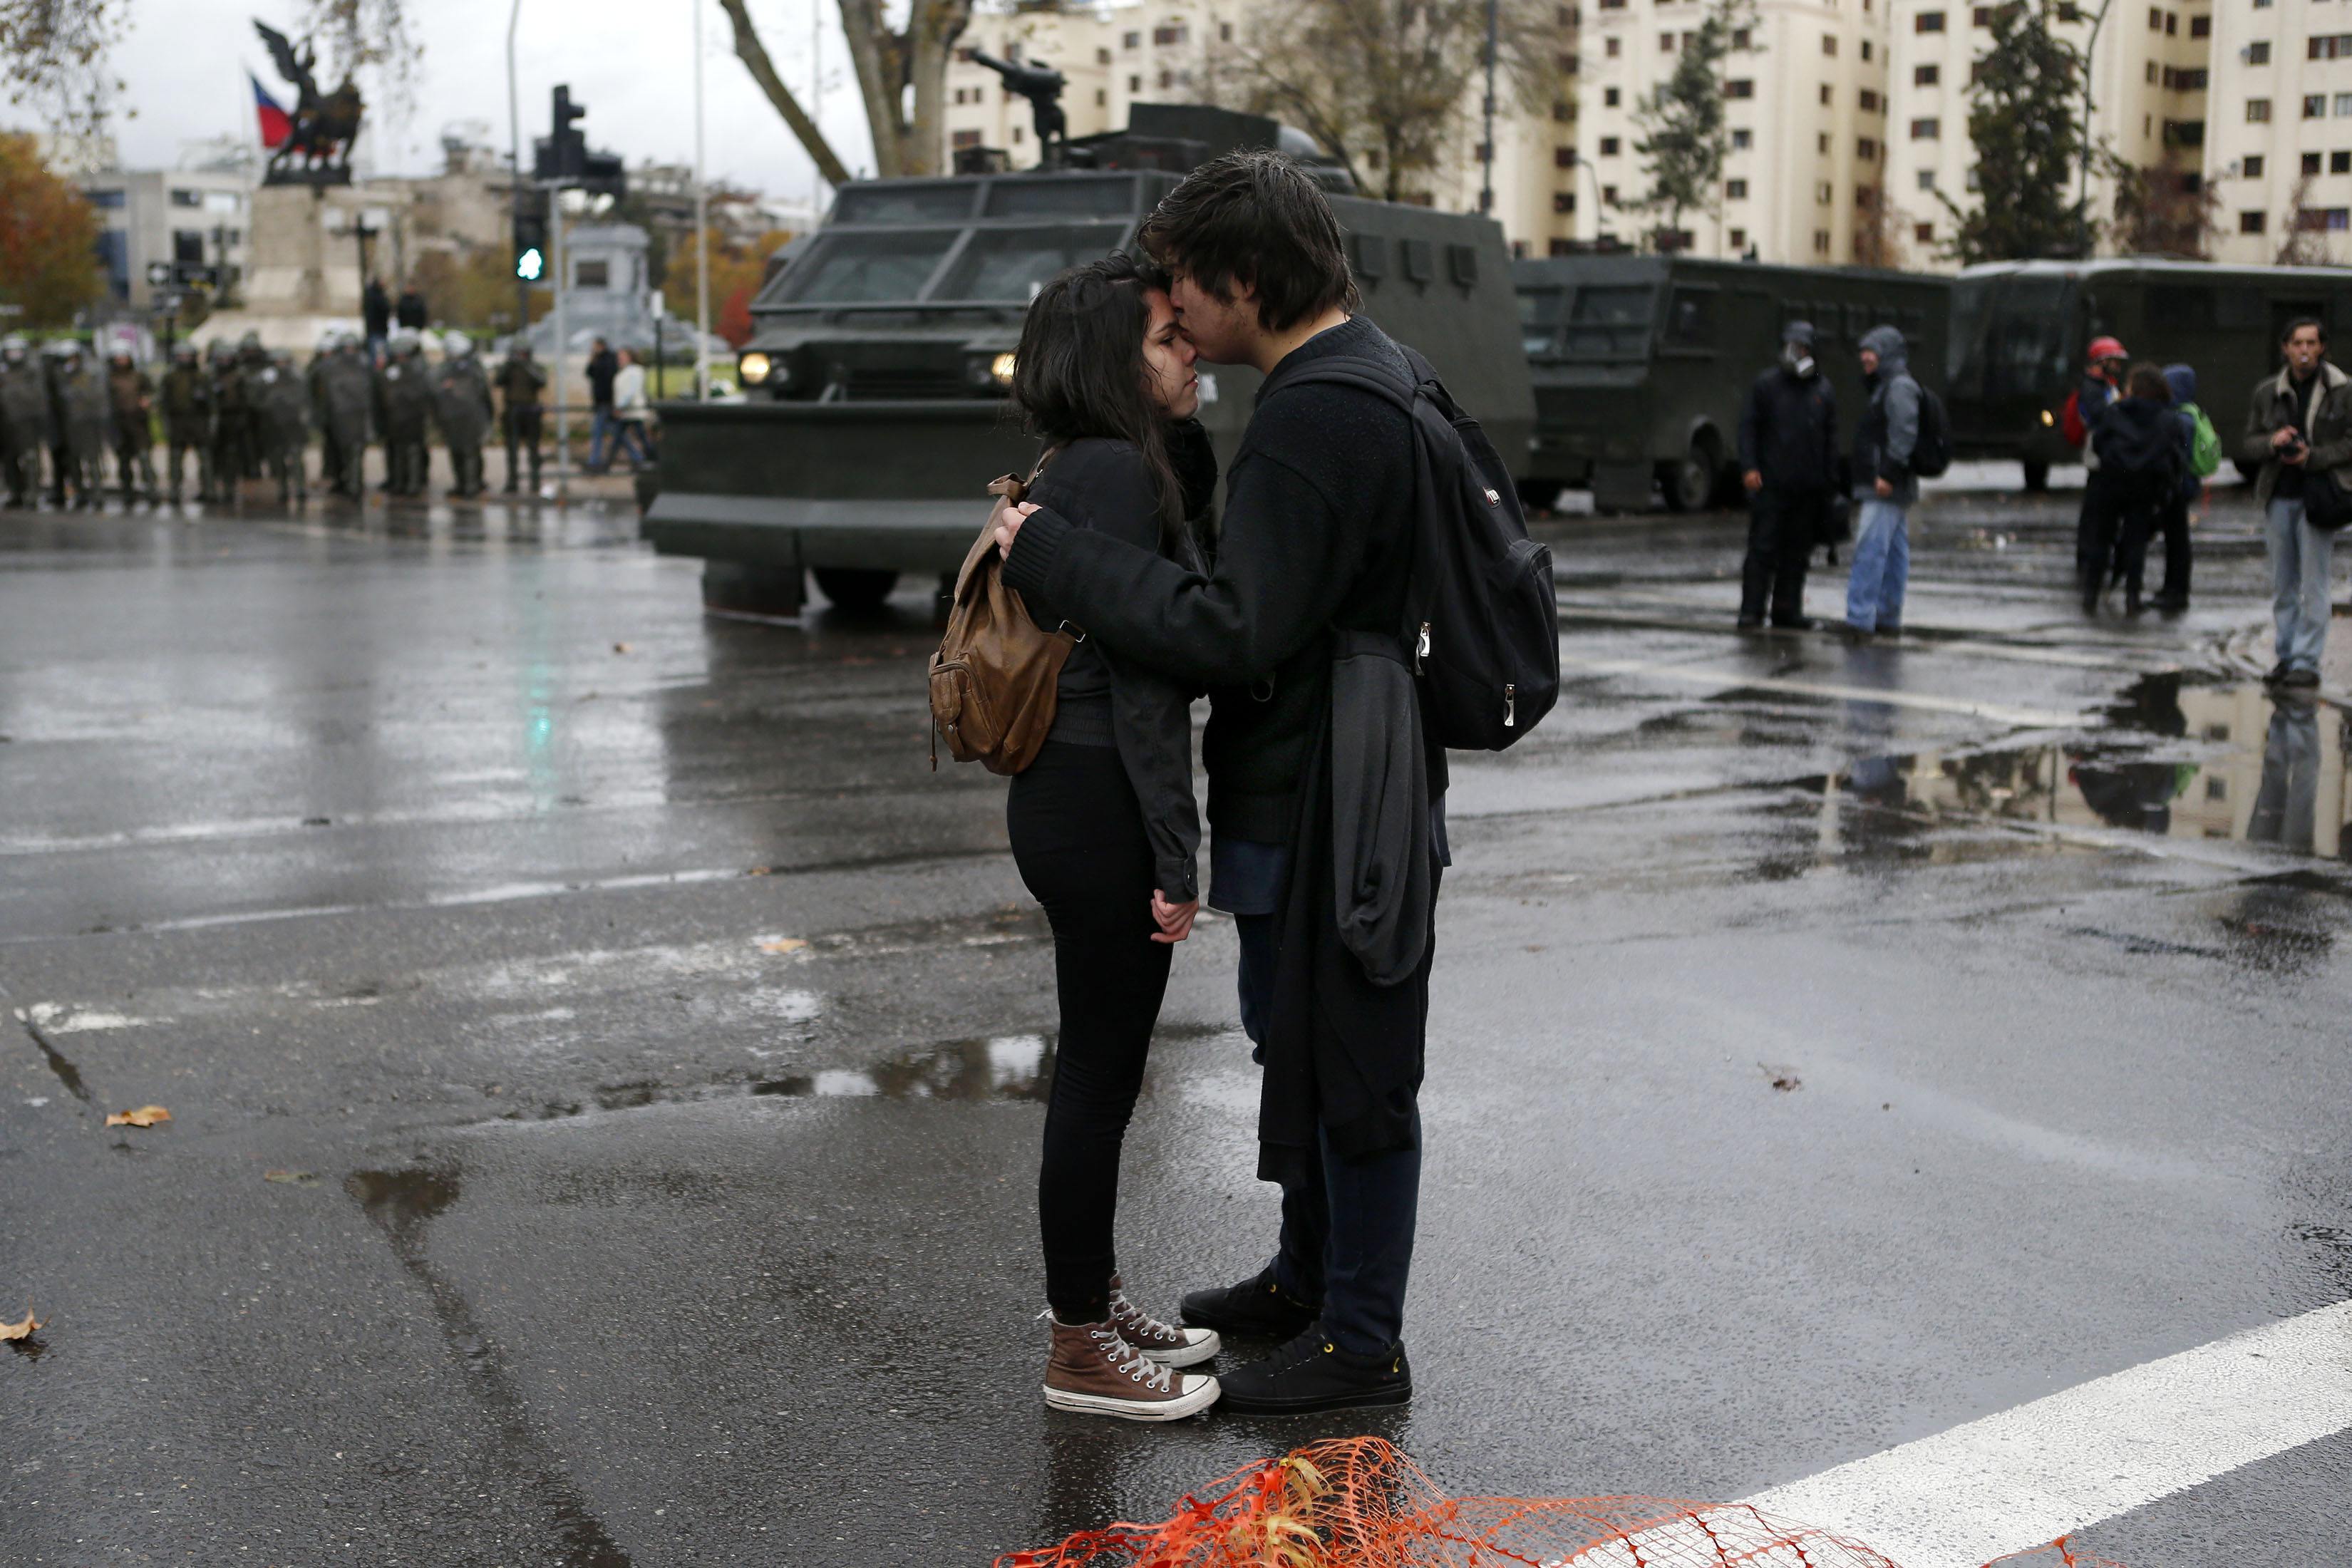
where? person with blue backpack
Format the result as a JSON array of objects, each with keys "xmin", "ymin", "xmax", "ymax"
[{"xmin": 996, "ymin": 149, "xmax": 1555, "ymax": 1416}]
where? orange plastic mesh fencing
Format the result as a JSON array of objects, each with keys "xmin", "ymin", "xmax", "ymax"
[{"xmin": 995, "ymin": 1437, "xmax": 2127, "ymax": 1568}]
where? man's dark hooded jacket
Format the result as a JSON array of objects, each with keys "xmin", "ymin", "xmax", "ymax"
[
  {"xmin": 2093, "ymin": 395, "xmax": 2184, "ymax": 489},
  {"xmin": 1738, "ymin": 355, "xmax": 1838, "ymax": 492}
]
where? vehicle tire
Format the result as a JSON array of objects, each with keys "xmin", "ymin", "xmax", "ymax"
[
  {"xmin": 1662, "ymin": 443, "xmax": 1714, "ymax": 512},
  {"xmin": 2021, "ymin": 459, "xmax": 2050, "ymax": 493},
  {"xmin": 1515, "ymin": 477, "xmax": 1562, "ymax": 514},
  {"xmin": 813, "ymin": 567, "xmax": 898, "ymax": 612}
]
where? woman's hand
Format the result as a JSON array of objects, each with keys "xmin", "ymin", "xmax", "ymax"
[
  {"xmin": 995, "ymin": 500, "xmax": 1039, "ymax": 556},
  {"xmin": 1149, "ymin": 889, "xmax": 1197, "ymax": 944}
]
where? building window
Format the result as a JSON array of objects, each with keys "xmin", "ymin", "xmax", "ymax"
[
  {"xmin": 1555, "ymin": 98, "xmax": 1577, "ymax": 120},
  {"xmin": 170, "ymin": 187, "xmax": 202, "ymax": 207},
  {"xmin": 1556, "ymin": 146, "xmax": 1577, "ymax": 168},
  {"xmin": 2146, "ymin": 5, "xmax": 2160, "ymax": 29},
  {"xmin": 1151, "ymin": 24, "xmax": 1186, "ymax": 45},
  {"xmin": 1726, "ymin": 178, "xmax": 1748, "ymax": 199},
  {"xmin": 1732, "ymin": 128, "xmax": 1753, "ymax": 149},
  {"xmin": 2247, "ymin": 41, "xmax": 2271, "ymax": 66},
  {"xmin": 1096, "ymin": 48, "xmax": 1110, "ymax": 64},
  {"xmin": 1862, "ymin": 39, "xmax": 1873, "ymax": 61},
  {"xmin": 1815, "ymin": 181, "xmax": 1834, "ymax": 204},
  {"xmin": 1915, "ymin": 10, "xmax": 1945, "ymax": 31},
  {"xmin": 2241, "ymin": 211, "xmax": 2267, "ymax": 234},
  {"xmin": 1915, "ymin": 222, "xmax": 1935, "ymax": 242},
  {"xmin": 1859, "ymin": 89, "xmax": 1880, "ymax": 111},
  {"xmin": 1733, "ymin": 26, "xmax": 1750, "ymax": 48},
  {"xmin": 1917, "ymin": 169, "xmax": 1936, "ymax": 190},
  {"xmin": 2248, "ymin": 99, "xmax": 2271, "ymax": 123},
  {"xmin": 1728, "ymin": 228, "xmax": 1747, "ymax": 249},
  {"xmin": 1822, "ymin": 33, "xmax": 1837, "ymax": 55},
  {"xmin": 1725, "ymin": 78, "xmax": 1754, "ymax": 98},
  {"xmin": 1605, "ymin": 36, "xmax": 1621, "ymax": 56},
  {"xmin": 1859, "ymin": 138, "xmax": 1879, "ymax": 160},
  {"xmin": 1914, "ymin": 64, "xmax": 1939, "ymax": 86},
  {"xmin": 1122, "ymin": 30, "xmax": 1140, "ymax": 48},
  {"xmin": 1220, "ymin": 21, "xmax": 1232, "ymax": 41},
  {"xmin": 2165, "ymin": 11, "xmax": 2176, "ymax": 33},
  {"xmin": 1972, "ymin": 3, "xmax": 1993, "ymax": 20},
  {"xmin": 1012, "ymin": 125, "xmax": 1024, "ymax": 143},
  {"xmin": 1602, "ymin": 185, "xmax": 1619, "ymax": 205},
  {"xmin": 951, "ymin": 129, "xmax": 982, "ymax": 149},
  {"xmin": 2306, "ymin": 152, "xmax": 2324, "ymax": 177},
  {"xmin": 1814, "ymin": 229, "xmax": 1832, "ymax": 254},
  {"xmin": 1128, "ymin": 73, "xmax": 1141, "ymax": 91},
  {"xmin": 1911, "ymin": 118, "xmax": 1940, "ymax": 139},
  {"xmin": 1604, "ymin": 87, "xmax": 1621, "ymax": 106},
  {"xmin": 1600, "ymin": 136, "xmax": 1621, "ymax": 155},
  {"xmin": 2189, "ymin": 15, "xmax": 2209, "ymax": 37},
  {"xmin": 2336, "ymin": 93, "xmax": 2352, "ymax": 118},
  {"xmin": 1553, "ymin": 192, "xmax": 1577, "ymax": 214},
  {"xmin": 1819, "ymin": 132, "xmax": 1832, "ymax": 153},
  {"xmin": 1661, "ymin": 31, "xmax": 1675, "ymax": 51},
  {"xmin": 1820, "ymin": 83, "xmax": 1833, "ymax": 105},
  {"xmin": 2145, "ymin": 61, "xmax": 2156, "ymax": 85},
  {"xmin": 171, "ymin": 229, "xmax": 204, "ymax": 264},
  {"xmin": 2336, "ymin": 151, "xmax": 2352, "ymax": 175},
  {"xmin": 2313, "ymin": 36, "xmax": 2352, "ymax": 61},
  {"xmin": 1095, "ymin": 88, "xmax": 1107, "ymax": 106},
  {"xmin": 2307, "ymin": 95, "xmax": 2328, "ymax": 120},
  {"xmin": 2244, "ymin": 154, "xmax": 2266, "ymax": 177}
]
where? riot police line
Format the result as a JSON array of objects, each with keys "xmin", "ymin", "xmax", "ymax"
[{"xmin": 0, "ymin": 329, "xmax": 557, "ymax": 510}]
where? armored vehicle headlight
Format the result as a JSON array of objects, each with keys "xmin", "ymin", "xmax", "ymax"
[
  {"xmin": 991, "ymin": 353, "xmax": 1017, "ymax": 386},
  {"xmin": 2041, "ymin": 408, "xmax": 2055, "ymax": 427},
  {"xmin": 738, "ymin": 352, "xmax": 772, "ymax": 386}
]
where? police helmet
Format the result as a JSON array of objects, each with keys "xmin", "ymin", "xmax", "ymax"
[
  {"xmin": 1, "ymin": 334, "xmax": 27, "ymax": 361},
  {"xmin": 238, "ymin": 330, "xmax": 263, "ymax": 353},
  {"xmin": 172, "ymin": 341, "xmax": 199, "ymax": 362},
  {"xmin": 443, "ymin": 331, "xmax": 473, "ymax": 359}
]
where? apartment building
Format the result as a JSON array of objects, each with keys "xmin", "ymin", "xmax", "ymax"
[
  {"xmin": 942, "ymin": 1, "xmax": 1584, "ymax": 257},
  {"xmin": 79, "ymin": 167, "xmax": 255, "ymax": 310},
  {"xmin": 2205, "ymin": 0, "xmax": 2352, "ymax": 265},
  {"xmin": 1884, "ymin": 1, "xmax": 2211, "ymax": 267},
  {"xmin": 1573, "ymin": 0, "xmax": 1893, "ymax": 266}
]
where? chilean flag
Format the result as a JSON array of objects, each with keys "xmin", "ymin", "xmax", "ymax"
[{"xmin": 252, "ymin": 74, "xmax": 292, "ymax": 150}]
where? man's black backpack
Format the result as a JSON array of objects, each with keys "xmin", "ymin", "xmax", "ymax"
[
  {"xmin": 1284, "ymin": 348, "xmax": 1559, "ymax": 751},
  {"xmin": 1910, "ymin": 380, "xmax": 1952, "ymax": 479}
]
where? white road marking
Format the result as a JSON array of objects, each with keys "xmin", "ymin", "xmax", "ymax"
[
  {"xmin": 1740, "ymin": 1301, "xmax": 2352, "ymax": 1567},
  {"xmin": 1556, "ymin": 654, "xmax": 2088, "ymax": 730}
]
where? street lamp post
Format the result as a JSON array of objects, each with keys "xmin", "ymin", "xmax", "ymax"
[
  {"xmin": 1479, "ymin": 0, "xmax": 1499, "ymax": 217},
  {"xmin": 2077, "ymin": 0, "xmax": 2116, "ymax": 259}
]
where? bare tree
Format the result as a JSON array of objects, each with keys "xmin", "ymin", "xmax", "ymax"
[
  {"xmin": 721, "ymin": 0, "xmax": 974, "ymax": 182},
  {"xmin": 2274, "ymin": 174, "xmax": 2332, "ymax": 267},
  {"xmin": 1852, "ymin": 180, "xmax": 1909, "ymax": 271},
  {"xmin": 2105, "ymin": 155, "xmax": 2218, "ymax": 258},
  {"xmin": 1216, "ymin": 0, "xmax": 1576, "ymax": 203}
]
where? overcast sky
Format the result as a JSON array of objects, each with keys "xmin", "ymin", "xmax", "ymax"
[{"xmin": 1, "ymin": 0, "xmax": 880, "ymax": 202}]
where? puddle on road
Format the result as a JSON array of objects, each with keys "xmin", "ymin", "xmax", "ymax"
[
  {"xmin": 752, "ymin": 1032, "xmax": 1053, "ymax": 1102},
  {"xmin": 1826, "ymin": 676, "xmax": 2352, "ymax": 864}
]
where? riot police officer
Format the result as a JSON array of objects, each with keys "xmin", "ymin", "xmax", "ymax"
[
  {"xmin": 317, "ymin": 333, "xmax": 373, "ymax": 500},
  {"xmin": 107, "ymin": 348, "xmax": 160, "ymax": 506},
  {"xmin": 257, "ymin": 349, "xmax": 311, "ymax": 505},
  {"xmin": 207, "ymin": 341, "xmax": 249, "ymax": 500},
  {"xmin": 0, "ymin": 335, "xmax": 50, "ymax": 508},
  {"xmin": 432, "ymin": 332, "xmax": 495, "ymax": 498},
  {"xmin": 308, "ymin": 331, "xmax": 340, "ymax": 492},
  {"xmin": 160, "ymin": 342, "xmax": 215, "ymax": 505},
  {"xmin": 374, "ymin": 331, "xmax": 433, "ymax": 497},
  {"xmin": 495, "ymin": 341, "xmax": 547, "ymax": 495},
  {"xmin": 49, "ymin": 341, "xmax": 110, "ymax": 510},
  {"xmin": 236, "ymin": 330, "xmax": 270, "ymax": 481}
]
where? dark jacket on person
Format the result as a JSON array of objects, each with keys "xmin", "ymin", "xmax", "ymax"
[
  {"xmin": 0, "ymin": 357, "xmax": 51, "ymax": 453},
  {"xmin": 2240, "ymin": 359, "xmax": 2352, "ymax": 508},
  {"xmin": 363, "ymin": 281, "xmax": 393, "ymax": 339},
  {"xmin": 107, "ymin": 364, "xmax": 153, "ymax": 448},
  {"xmin": 1853, "ymin": 324, "xmax": 1922, "ymax": 505},
  {"xmin": 1002, "ymin": 313, "xmax": 1438, "ymax": 1171},
  {"xmin": 431, "ymin": 356, "xmax": 495, "ymax": 446},
  {"xmin": 393, "ymin": 289, "xmax": 428, "ymax": 331},
  {"xmin": 2093, "ymin": 395, "xmax": 2184, "ymax": 492},
  {"xmin": 1017, "ymin": 427, "xmax": 1217, "ymax": 901},
  {"xmin": 1737, "ymin": 361, "xmax": 1838, "ymax": 492},
  {"xmin": 495, "ymin": 354, "xmax": 547, "ymax": 413},
  {"xmin": 2077, "ymin": 373, "xmax": 2119, "ymax": 472},
  {"xmin": 585, "ymin": 348, "xmax": 619, "ymax": 409}
]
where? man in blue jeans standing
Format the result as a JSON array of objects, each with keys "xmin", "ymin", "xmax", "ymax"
[
  {"xmin": 583, "ymin": 338, "xmax": 619, "ymax": 473},
  {"xmin": 1844, "ymin": 324, "xmax": 1922, "ymax": 640},
  {"xmin": 2241, "ymin": 317, "xmax": 2344, "ymax": 690}
]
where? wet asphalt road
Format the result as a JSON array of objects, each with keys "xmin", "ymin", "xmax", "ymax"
[{"xmin": 1, "ymin": 469, "xmax": 2348, "ymax": 1567}]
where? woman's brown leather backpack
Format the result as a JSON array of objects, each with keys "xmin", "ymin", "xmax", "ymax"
[{"xmin": 928, "ymin": 453, "xmax": 1077, "ymax": 774}]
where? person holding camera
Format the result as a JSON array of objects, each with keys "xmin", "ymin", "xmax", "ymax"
[{"xmin": 2242, "ymin": 317, "xmax": 2349, "ymax": 689}]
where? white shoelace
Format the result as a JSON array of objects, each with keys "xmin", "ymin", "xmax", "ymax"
[
  {"xmin": 1038, "ymin": 1307, "xmax": 1175, "ymax": 1392},
  {"xmin": 1108, "ymin": 1284, "xmax": 1185, "ymax": 1348}
]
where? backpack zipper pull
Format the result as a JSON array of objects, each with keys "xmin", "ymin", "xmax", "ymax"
[
  {"xmin": 1415, "ymin": 621, "xmax": 1430, "ymax": 672},
  {"xmin": 1504, "ymin": 683, "xmax": 1516, "ymax": 728}
]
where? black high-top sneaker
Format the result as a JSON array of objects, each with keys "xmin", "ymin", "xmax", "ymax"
[
  {"xmin": 1214, "ymin": 1324, "xmax": 1411, "ymax": 1417},
  {"xmin": 1179, "ymin": 1265, "xmax": 1319, "ymax": 1340}
]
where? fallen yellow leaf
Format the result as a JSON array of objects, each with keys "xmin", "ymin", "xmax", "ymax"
[
  {"xmin": 757, "ymin": 937, "xmax": 808, "ymax": 954},
  {"xmin": 0, "ymin": 1307, "xmax": 42, "ymax": 1341},
  {"xmin": 104, "ymin": 1105, "xmax": 171, "ymax": 1128}
]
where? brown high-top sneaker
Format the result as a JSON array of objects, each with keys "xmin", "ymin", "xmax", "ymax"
[
  {"xmin": 1108, "ymin": 1274, "xmax": 1219, "ymax": 1367},
  {"xmin": 1042, "ymin": 1314, "xmax": 1219, "ymax": 1422}
]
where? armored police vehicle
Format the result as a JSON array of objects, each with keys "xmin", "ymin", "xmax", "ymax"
[
  {"xmin": 644, "ymin": 103, "xmax": 1533, "ymax": 617},
  {"xmin": 1513, "ymin": 254, "xmax": 1951, "ymax": 513},
  {"xmin": 1947, "ymin": 258, "xmax": 2352, "ymax": 490}
]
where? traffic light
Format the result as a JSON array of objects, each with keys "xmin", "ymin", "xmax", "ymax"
[
  {"xmin": 512, "ymin": 209, "xmax": 548, "ymax": 283},
  {"xmin": 530, "ymin": 84, "xmax": 626, "ymax": 198}
]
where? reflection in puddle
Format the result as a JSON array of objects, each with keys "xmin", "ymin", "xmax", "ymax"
[
  {"xmin": 1840, "ymin": 682, "xmax": 2352, "ymax": 861},
  {"xmin": 753, "ymin": 1033, "xmax": 1053, "ymax": 1102}
]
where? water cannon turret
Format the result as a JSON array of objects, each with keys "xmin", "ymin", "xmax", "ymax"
[{"xmin": 970, "ymin": 49, "xmax": 1068, "ymax": 165}]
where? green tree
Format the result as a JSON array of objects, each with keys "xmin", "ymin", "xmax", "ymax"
[
  {"xmin": 1942, "ymin": 0, "xmax": 2088, "ymax": 264},
  {"xmin": 0, "ymin": 133, "xmax": 104, "ymax": 327},
  {"xmin": 1629, "ymin": 0, "xmax": 1755, "ymax": 252}
]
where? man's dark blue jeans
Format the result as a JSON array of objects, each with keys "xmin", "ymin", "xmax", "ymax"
[{"xmin": 1234, "ymin": 907, "xmax": 1420, "ymax": 1358}]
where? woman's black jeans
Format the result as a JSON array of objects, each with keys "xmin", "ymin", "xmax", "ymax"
[{"xmin": 1007, "ymin": 741, "xmax": 1175, "ymax": 1324}]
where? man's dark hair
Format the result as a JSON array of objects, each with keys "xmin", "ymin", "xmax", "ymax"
[
  {"xmin": 2282, "ymin": 316, "xmax": 2328, "ymax": 345},
  {"xmin": 2126, "ymin": 363, "xmax": 2170, "ymax": 402},
  {"xmin": 1138, "ymin": 150, "xmax": 1360, "ymax": 332}
]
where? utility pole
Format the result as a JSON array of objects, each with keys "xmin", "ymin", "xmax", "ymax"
[
  {"xmin": 508, "ymin": 0, "xmax": 527, "ymax": 346},
  {"xmin": 695, "ymin": 0, "xmax": 711, "ymax": 401},
  {"xmin": 2077, "ymin": 0, "xmax": 2116, "ymax": 259},
  {"xmin": 1480, "ymin": 0, "xmax": 1499, "ymax": 216},
  {"xmin": 551, "ymin": 183, "xmax": 567, "ymax": 502}
]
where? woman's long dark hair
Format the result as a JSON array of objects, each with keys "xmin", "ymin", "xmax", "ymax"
[{"xmin": 1009, "ymin": 252, "xmax": 1197, "ymax": 562}]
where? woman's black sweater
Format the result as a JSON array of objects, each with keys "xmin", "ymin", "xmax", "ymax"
[{"xmin": 1017, "ymin": 428, "xmax": 1215, "ymax": 902}]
